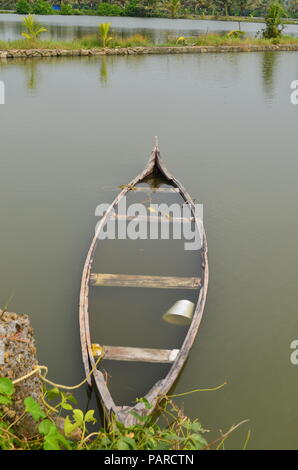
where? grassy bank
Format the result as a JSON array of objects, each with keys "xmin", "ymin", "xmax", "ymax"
[{"xmin": 1, "ymin": 33, "xmax": 298, "ymax": 51}]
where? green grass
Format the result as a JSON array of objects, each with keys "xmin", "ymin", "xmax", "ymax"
[
  {"xmin": 110, "ymin": 34, "xmax": 150, "ymax": 47},
  {"xmin": 0, "ymin": 34, "xmax": 151, "ymax": 50},
  {"xmin": 168, "ymin": 33, "xmax": 298, "ymax": 47},
  {"xmin": 0, "ymin": 33, "xmax": 298, "ymax": 51}
]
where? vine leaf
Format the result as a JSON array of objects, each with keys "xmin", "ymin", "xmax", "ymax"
[{"xmin": 24, "ymin": 397, "xmax": 46, "ymax": 422}]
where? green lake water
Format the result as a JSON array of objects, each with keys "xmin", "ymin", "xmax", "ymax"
[{"xmin": 0, "ymin": 50, "xmax": 298, "ymax": 449}]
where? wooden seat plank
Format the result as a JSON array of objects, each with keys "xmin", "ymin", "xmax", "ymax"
[
  {"xmin": 111, "ymin": 214, "xmax": 194, "ymax": 223},
  {"xmin": 90, "ymin": 273, "xmax": 201, "ymax": 289},
  {"xmin": 133, "ymin": 187, "xmax": 180, "ymax": 194},
  {"xmin": 93, "ymin": 344, "xmax": 180, "ymax": 363}
]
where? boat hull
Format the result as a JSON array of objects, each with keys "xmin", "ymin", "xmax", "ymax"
[{"xmin": 79, "ymin": 144, "xmax": 209, "ymax": 425}]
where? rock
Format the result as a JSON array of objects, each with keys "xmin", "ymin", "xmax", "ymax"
[
  {"xmin": 1, "ymin": 44, "xmax": 298, "ymax": 61},
  {"xmin": 0, "ymin": 311, "xmax": 44, "ymax": 439}
]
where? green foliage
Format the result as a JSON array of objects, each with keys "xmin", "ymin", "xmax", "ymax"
[
  {"xmin": 170, "ymin": 30, "xmax": 296, "ymax": 46},
  {"xmin": 16, "ymin": 0, "xmax": 31, "ymax": 14},
  {"xmin": 226, "ymin": 29, "xmax": 246, "ymax": 38},
  {"xmin": 123, "ymin": 0, "xmax": 147, "ymax": 17},
  {"xmin": 176, "ymin": 35, "xmax": 187, "ymax": 44},
  {"xmin": 24, "ymin": 397, "xmax": 46, "ymax": 422},
  {"xmin": 32, "ymin": 0, "xmax": 53, "ymax": 15},
  {"xmin": 45, "ymin": 387, "xmax": 77, "ymax": 411},
  {"xmin": 9, "ymin": 0, "xmax": 298, "ymax": 20},
  {"xmin": 165, "ymin": 0, "xmax": 181, "ymax": 18},
  {"xmin": 110, "ymin": 33, "xmax": 150, "ymax": 47},
  {"xmin": 60, "ymin": 3, "xmax": 74, "ymax": 15},
  {"xmin": 262, "ymin": 1, "xmax": 287, "ymax": 38},
  {"xmin": 0, "ymin": 377, "xmax": 14, "ymax": 406},
  {"xmin": 39, "ymin": 419, "xmax": 70, "ymax": 450},
  {"xmin": 0, "ymin": 376, "xmax": 247, "ymax": 451},
  {"xmin": 21, "ymin": 14, "xmax": 48, "ymax": 40},
  {"xmin": 0, "ymin": 27, "xmax": 297, "ymax": 50},
  {"xmin": 97, "ymin": 2, "xmax": 124, "ymax": 16},
  {"xmin": 64, "ymin": 409, "xmax": 96, "ymax": 438},
  {"xmin": 89, "ymin": 399, "xmax": 209, "ymax": 450},
  {"xmin": 98, "ymin": 22, "xmax": 113, "ymax": 47}
]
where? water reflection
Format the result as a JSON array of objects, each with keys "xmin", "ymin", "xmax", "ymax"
[
  {"xmin": 261, "ymin": 51, "xmax": 279, "ymax": 100},
  {"xmin": 0, "ymin": 18, "xmax": 163, "ymax": 43},
  {"xmin": 0, "ymin": 57, "xmax": 73, "ymax": 91},
  {"xmin": 24, "ymin": 59, "xmax": 40, "ymax": 91},
  {"xmin": 0, "ymin": 20, "xmax": 174, "ymax": 43},
  {"xmin": 100, "ymin": 56, "xmax": 108, "ymax": 86},
  {"xmin": 0, "ymin": 56, "xmax": 111, "ymax": 90},
  {"xmin": 0, "ymin": 52, "xmax": 281, "ymax": 97},
  {"xmin": 0, "ymin": 54, "xmax": 151, "ymax": 91}
]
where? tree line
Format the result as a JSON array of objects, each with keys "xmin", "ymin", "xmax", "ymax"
[{"xmin": 1, "ymin": 0, "xmax": 297, "ymax": 20}]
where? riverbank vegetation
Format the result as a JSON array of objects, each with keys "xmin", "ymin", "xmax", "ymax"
[
  {"xmin": 0, "ymin": 376, "xmax": 248, "ymax": 450},
  {"xmin": 2, "ymin": 33, "xmax": 298, "ymax": 50},
  {"xmin": 262, "ymin": 0, "xmax": 287, "ymax": 37},
  {"xmin": 0, "ymin": 13, "xmax": 297, "ymax": 51},
  {"xmin": 0, "ymin": 0, "xmax": 297, "ymax": 22}
]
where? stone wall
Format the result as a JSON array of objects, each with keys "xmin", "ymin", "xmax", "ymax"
[
  {"xmin": 1, "ymin": 44, "xmax": 298, "ymax": 59},
  {"xmin": 0, "ymin": 311, "xmax": 43, "ymax": 438}
]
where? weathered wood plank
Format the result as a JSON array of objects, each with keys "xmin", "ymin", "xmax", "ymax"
[
  {"xmin": 111, "ymin": 214, "xmax": 194, "ymax": 223},
  {"xmin": 93, "ymin": 344, "xmax": 180, "ymax": 363},
  {"xmin": 90, "ymin": 273, "xmax": 201, "ymax": 289},
  {"xmin": 133, "ymin": 187, "xmax": 180, "ymax": 193}
]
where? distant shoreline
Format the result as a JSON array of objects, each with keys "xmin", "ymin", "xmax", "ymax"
[{"xmin": 0, "ymin": 11, "xmax": 297, "ymax": 26}]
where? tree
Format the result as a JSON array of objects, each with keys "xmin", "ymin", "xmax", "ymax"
[
  {"xmin": 195, "ymin": 0, "xmax": 217, "ymax": 14},
  {"xmin": 16, "ymin": 0, "xmax": 31, "ymax": 14},
  {"xmin": 98, "ymin": 22, "xmax": 113, "ymax": 47},
  {"xmin": 213, "ymin": 0, "xmax": 234, "ymax": 16},
  {"xmin": 262, "ymin": 1, "xmax": 287, "ymax": 38},
  {"xmin": 21, "ymin": 15, "xmax": 48, "ymax": 40},
  {"xmin": 32, "ymin": 1, "xmax": 53, "ymax": 14},
  {"xmin": 164, "ymin": 0, "xmax": 181, "ymax": 18},
  {"xmin": 288, "ymin": 0, "xmax": 298, "ymax": 17}
]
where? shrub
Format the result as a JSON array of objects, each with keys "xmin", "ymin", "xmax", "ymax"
[
  {"xmin": 262, "ymin": 1, "xmax": 287, "ymax": 39},
  {"xmin": 111, "ymin": 33, "xmax": 150, "ymax": 47},
  {"xmin": 97, "ymin": 2, "xmax": 123, "ymax": 17},
  {"xmin": 98, "ymin": 22, "xmax": 112, "ymax": 47},
  {"xmin": 165, "ymin": 0, "xmax": 181, "ymax": 18},
  {"xmin": 32, "ymin": 0, "xmax": 53, "ymax": 15},
  {"xmin": 60, "ymin": 3, "xmax": 73, "ymax": 15},
  {"xmin": 176, "ymin": 35, "xmax": 187, "ymax": 44},
  {"xmin": 0, "ymin": 375, "xmax": 247, "ymax": 451},
  {"xmin": 123, "ymin": 0, "xmax": 147, "ymax": 17},
  {"xmin": 21, "ymin": 14, "xmax": 47, "ymax": 40},
  {"xmin": 226, "ymin": 30, "xmax": 246, "ymax": 38},
  {"xmin": 16, "ymin": 0, "xmax": 31, "ymax": 14},
  {"xmin": 141, "ymin": 6, "xmax": 167, "ymax": 17}
]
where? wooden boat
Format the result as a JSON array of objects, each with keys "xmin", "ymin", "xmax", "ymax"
[{"xmin": 79, "ymin": 140, "xmax": 209, "ymax": 426}]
